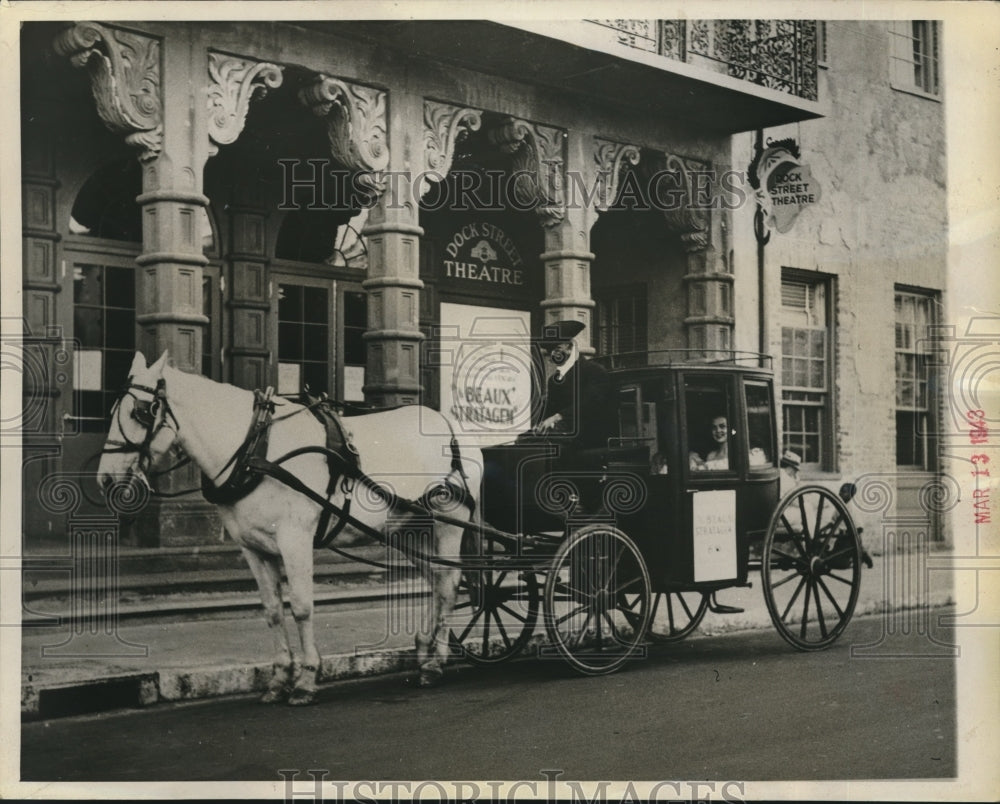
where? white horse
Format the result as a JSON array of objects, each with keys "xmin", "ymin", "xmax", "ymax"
[{"xmin": 97, "ymin": 351, "xmax": 482, "ymax": 703}]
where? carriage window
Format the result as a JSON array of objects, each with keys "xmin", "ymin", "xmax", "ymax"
[
  {"xmin": 685, "ymin": 377, "xmax": 733, "ymax": 472},
  {"xmin": 745, "ymin": 381, "xmax": 774, "ymax": 469}
]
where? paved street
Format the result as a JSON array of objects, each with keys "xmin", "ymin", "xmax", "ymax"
[{"xmin": 21, "ymin": 613, "xmax": 956, "ymax": 783}]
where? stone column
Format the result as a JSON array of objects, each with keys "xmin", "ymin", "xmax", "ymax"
[
  {"xmin": 532, "ymin": 126, "xmax": 594, "ymax": 353},
  {"xmin": 56, "ymin": 23, "xmax": 215, "ymax": 544},
  {"xmin": 661, "ymin": 153, "xmax": 734, "ymax": 357},
  {"xmin": 297, "ymin": 74, "xmax": 409, "ymax": 406}
]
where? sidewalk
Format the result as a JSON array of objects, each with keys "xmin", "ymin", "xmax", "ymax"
[{"xmin": 20, "ymin": 547, "xmax": 957, "ymax": 720}]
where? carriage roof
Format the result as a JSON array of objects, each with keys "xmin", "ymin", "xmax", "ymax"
[{"xmin": 592, "ymin": 350, "xmax": 774, "ymax": 378}]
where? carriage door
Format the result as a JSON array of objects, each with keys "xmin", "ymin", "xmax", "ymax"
[{"xmin": 682, "ymin": 374, "xmax": 739, "ymax": 584}]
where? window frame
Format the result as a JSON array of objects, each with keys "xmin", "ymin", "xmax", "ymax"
[
  {"xmin": 269, "ymin": 269, "xmax": 338, "ymax": 400},
  {"xmin": 778, "ymin": 268, "xmax": 835, "ymax": 473},
  {"xmin": 887, "ymin": 20, "xmax": 942, "ymax": 100},
  {"xmin": 894, "ymin": 286, "xmax": 940, "ymax": 470},
  {"xmin": 593, "ymin": 283, "xmax": 649, "ymax": 357}
]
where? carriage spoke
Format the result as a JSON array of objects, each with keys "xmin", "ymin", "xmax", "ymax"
[
  {"xmin": 769, "ymin": 567, "xmax": 803, "ymax": 589},
  {"xmin": 813, "ymin": 493, "xmax": 825, "ymax": 536},
  {"xmin": 568, "ymin": 611, "xmax": 594, "ymax": 648},
  {"xmin": 666, "ymin": 594, "xmax": 677, "ymax": 633},
  {"xmin": 650, "ymin": 591, "xmax": 662, "ymax": 622},
  {"xmin": 799, "ymin": 578, "xmax": 813, "ymax": 639},
  {"xmin": 815, "ymin": 576, "xmax": 846, "ymax": 620},
  {"xmin": 612, "ymin": 574, "xmax": 644, "ymax": 597},
  {"xmin": 798, "ymin": 496, "xmax": 812, "ymax": 542},
  {"xmin": 492, "ymin": 610, "xmax": 514, "ymax": 651},
  {"xmin": 780, "ymin": 575, "xmax": 808, "ymax": 621},
  {"xmin": 779, "ymin": 515, "xmax": 807, "ymax": 557},
  {"xmin": 812, "ymin": 579, "xmax": 828, "ymax": 639},
  {"xmin": 497, "ymin": 602, "xmax": 532, "ymax": 623},
  {"xmin": 456, "ymin": 607, "xmax": 485, "ymax": 643},
  {"xmin": 827, "ymin": 571, "xmax": 856, "ymax": 586},
  {"xmin": 600, "ymin": 609, "xmax": 622, "ymax": 644},
  {"xmin": 556, "ymin": 602, "xmax": 591, "ymax": 628},
  {"xmin": 824, "ymin": 545, "xmax": 854, "ymax": 565}
]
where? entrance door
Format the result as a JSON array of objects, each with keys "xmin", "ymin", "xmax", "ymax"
[
  {"xmin": 56, "ymin": 250, "xmax": 139, "ymax": 524},
  {"xmin": 271, "ymin": 275, "xmax": 336, "ymax": 398}
]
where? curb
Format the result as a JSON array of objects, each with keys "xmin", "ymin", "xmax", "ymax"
[{"xmin": 21, "ymin": 593, "xmax": 955, "ymax": 721}]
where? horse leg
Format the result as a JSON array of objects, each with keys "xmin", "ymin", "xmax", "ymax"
[
  {"xmin": 241, "ymin": 546, "xmax": 294, "ymax": 703},
  {"xmin": 414, "ymin": 520, "xmax": 464, "ymax": 688},
  {"xmin": 280, "ymin": 535, "xmax": 321, "ymax": 706}
]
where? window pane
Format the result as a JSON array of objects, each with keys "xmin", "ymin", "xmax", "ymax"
[
  {"xmin": 74, "ymin": 265, "xmax": 103, "ymax": 305},
  {"xmin": 303, "ymin": 287, "xmax": 330, "ymax": 323},
  {"xmin": 105, "ymin": 266, "xmax": 135, "ymax": 309},
  {"xmin": 278, "ymin": 322, "xmax": 303, "ymax": 360},
  {"xmin": 344, "ymin": 328, "xmax": 366, "ymax": 364},
  {"xmin": 73, "ymin": 306, "xmax": 103, "ymax": 348},
  {"xmin": 303, "ymin": 325, "xmax": 328, "ymax": 361},
  {"xmin": 746, "ymin": 382, "xmax": 773, "ymax": 468},
  {"xmin": 278, "ymin": 284, "xmax": 302, "ymax": 321},
  {"xmin": 344, "ymin": 292, "xmax": 367, "ymax": 328},
  {"xmin": 105, "ymin": 308, "xmax": 135, "ymax": 349},
  {"xmin": 302, "ymin": 362, "xmax": 328, "ymax": 396}
]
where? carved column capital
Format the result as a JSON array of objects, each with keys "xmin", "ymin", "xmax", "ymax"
[
  {"xmin": 53, "ymin": 22, "xmax": 162, "ymax": 162},
  {"xmin": 592, "ymin": 137, "xmax": 641, "ymax": 213},
  {"xmin": 299, "ymin": 75, "xmax": 389, "ymax": 198},
  {"xmin": 488, "ymin": 117, "xmax": 567, "ymax": 228},
  {"xmin": 207, "ymin": 52, "xmax": 283, "ymax": 157},
  {"xmin": 660, "ymin": 152, "xmax": 711, "ymax": 252},
  {"xmin": 421, "ymin": 100, "xmax": 482, "ymax": 198}
]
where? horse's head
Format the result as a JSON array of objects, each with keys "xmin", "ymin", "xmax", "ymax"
[{"xmin": 97, "ymin": 350, "xmax": 180, "ymax": 499}]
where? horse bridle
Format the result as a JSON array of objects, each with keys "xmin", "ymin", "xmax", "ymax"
[{"xmin": 103, "ymin": 379, "xmax": 181, "ymax": 478}]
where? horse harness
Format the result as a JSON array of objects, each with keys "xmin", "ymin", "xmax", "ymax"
[
  {"xmin": 198, "ymin": 390, "xmax": 476, "ymax": 550},
  {"xmin": 102, "ymin": 379, "xmax": 181, "ymax": 477}
]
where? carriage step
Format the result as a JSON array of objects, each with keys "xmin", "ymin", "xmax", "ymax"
[{"xmin": 708, "ymin": 593, "xmax": 744, "ymax": 615}]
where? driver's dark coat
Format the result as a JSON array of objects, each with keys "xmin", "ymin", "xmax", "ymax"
[{"xmin": 538, "ymin": 358, "xmax": 615, "ymax": 449}]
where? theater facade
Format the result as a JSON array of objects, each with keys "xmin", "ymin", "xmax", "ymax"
[{"xmin": 19, "ymin": 20, "xmax": 946, "ymax": 548}]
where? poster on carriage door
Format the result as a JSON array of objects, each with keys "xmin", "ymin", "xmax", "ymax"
[
  {"xmin": 692, "ymin": 489, "xmax": 738, "ymax": 582},
  {"xmin": 439, "ymin": 302, "xmax": 534, "ymax": 446}
]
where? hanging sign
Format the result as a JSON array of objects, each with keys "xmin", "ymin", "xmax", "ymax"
[{"xmin": 749, "ymin": 138, "xmax": 822, "ymax": 234}]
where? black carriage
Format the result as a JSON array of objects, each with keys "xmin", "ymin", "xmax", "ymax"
[{"xmin": 450, "ymin": 351, "xmax": 865, "ymax": 675}]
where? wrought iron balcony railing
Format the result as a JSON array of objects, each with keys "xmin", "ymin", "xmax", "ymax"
[{"xmin": 585, "ymin": 19, "xmax": 819, "ymax": 101}]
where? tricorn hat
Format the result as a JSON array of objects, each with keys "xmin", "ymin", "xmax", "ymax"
[
  {"xmin": 780, "ymin": 450, "xmax": 802, "ymax": 469},
  {"xmin": 536, "ymin": 319, "xmax": 585, "ymax": 345}
]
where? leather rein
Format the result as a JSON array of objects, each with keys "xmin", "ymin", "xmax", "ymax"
[{"xmin": 102, "ymin": 380, "xmax": 478, "ymax": 567}]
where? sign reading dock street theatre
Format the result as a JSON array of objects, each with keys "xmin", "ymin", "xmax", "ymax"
[
  {"xmin": 443, "ymin": 222, "xmax": 526, "ymax": 288},
  {"xmin": 750, "ymin": 138, "xmax": 822, "ymax": 234}
]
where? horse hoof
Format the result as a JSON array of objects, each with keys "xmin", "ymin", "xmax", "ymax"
[
  {"xmin": 259, "ymin": 687, "xmax": 289, "ymax": 704},
  {"xmin": 418, "ymin": 672, "xmax": 443, "ymax": 689},
  {"xmin": 287, "ymin": 688, "xmax": 317, "ymax": 706}
]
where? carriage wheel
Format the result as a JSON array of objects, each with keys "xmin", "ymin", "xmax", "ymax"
[
  {"xmin": 542, "ymin": 524, "xmax": 651, "ymax": 675},
  {"xmin": 762, "ymin": 485, "xmax": 862, "ymax": 651},
  {"xmin": 449, "ymin": 538, "xmax": 540, "ymax": 665},
  {"xmin": 645, "ymin": 591, "xmax": 711, "ymax": 642}
]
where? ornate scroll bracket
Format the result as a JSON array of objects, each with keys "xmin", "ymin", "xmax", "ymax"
[
  {"xmin": 593, "ymin": 138, "xmax": 641, "ymax": 213},
  {"xmin": 53, "ymin": 22, "xmax": 163, "ymax": 162},
  {"xmin": 422, "ymin": 100, "xmax": 482, "ymax": 199},
  {"xmin": 488, "ymin": 117, "xmax": 566, "ymax": 228},
  {"xmin": 207, "ymin": 52, "xmax": 283, "ymax": 157},
  {"xmin": 660, "ymin": 153, "xmax": 711, "ymax": 253},
  {"xmin": 299, "ymin": 75, "xmax": 389, "ymax": 198}
]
